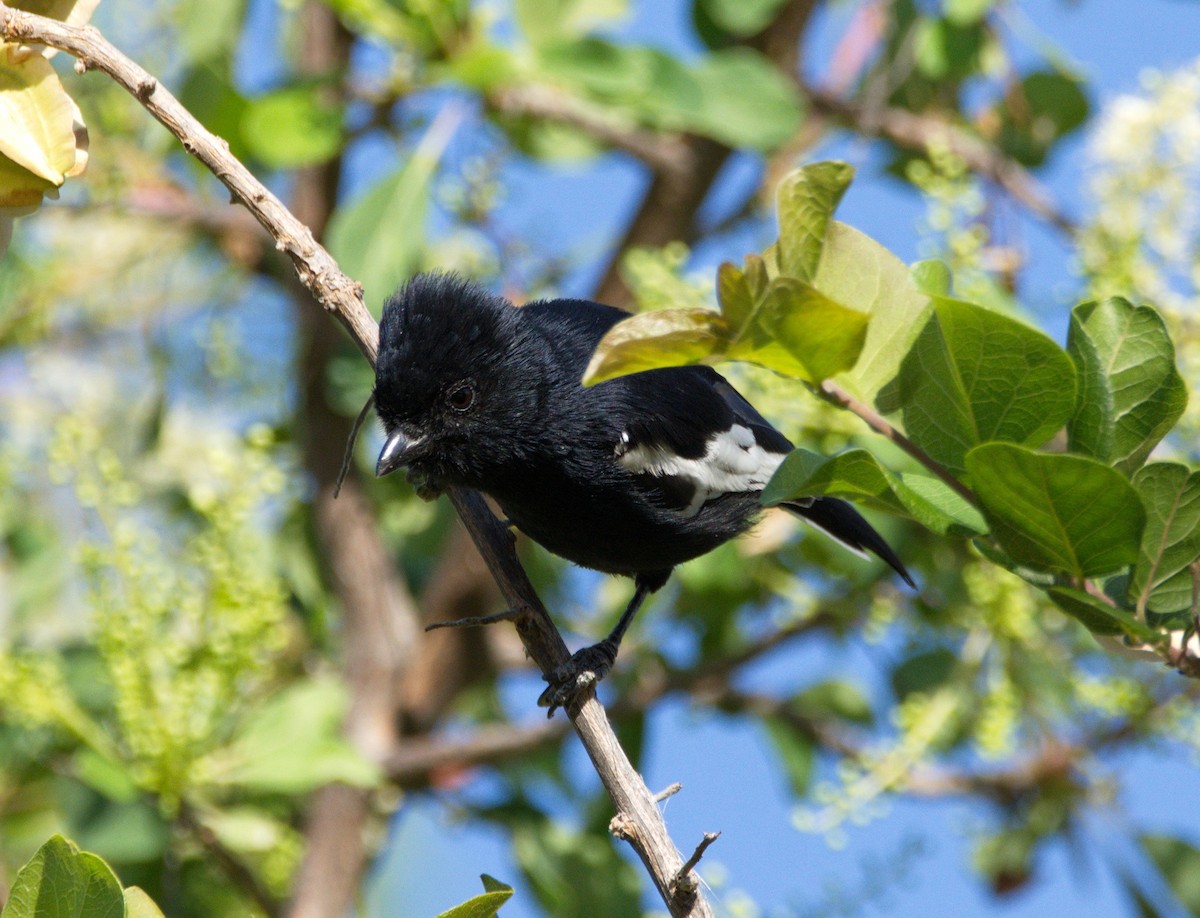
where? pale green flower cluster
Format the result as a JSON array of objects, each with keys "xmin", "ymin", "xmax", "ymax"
[
  {"xmin": 2, "ymin": 410, "xmax": 295, "ymax": 810},
  {"xmin": 1082, "ymin": 60, "xmax": 1200, "ymax": 315}
]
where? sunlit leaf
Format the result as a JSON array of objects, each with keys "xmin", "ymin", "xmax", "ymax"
[
  {"xmin": 731, "ymin": 277, "xmax": 867, "ymax": 381},
  {"xmin": 204, "ymin": 679, "xmax": 380, "ymax": 794},
  {"xmin": 241, "ymin": 83, "xmax": 344, "ymax": 169},
  {"xmin": 818, "ymin": 223, "xmax": 931, "ymax": 401},
  {"xmin": 687, "ymin": 49, "xmax": 802, "ymax": 151},
  {"xmin": 775, "ymin": 161, "xmax": 854, "ymax": 282},
  {"xmin": 516, "ymin": 0, "xmax": 628, "ymax": 46},
  {"xmin": 1067, "ymin": 297, "xmax": 1187, "ymax": 476},
  {"xmin": 1129, "ymin": 463, "xmax": 1200, "ymax": 617},
  {"xmin": 582, "ymin": 308, "xmax": 727, "ymax": 384},
  {"xmin": 910, "ymin": 259, "xmax": 951, "ymax": 296},
  {"xmin": 0, "ymin": 51, "xmax": 84, "ymax": 185},
  {"xmin": 123, "ymin": 888, "xmax": 166, "ymax": 918},
  {"xmin": 1, "ymin": 835, "xmax": 123, "ymax": 918},
  {"xmin": 966, "ymin": 443, "xmax": 1144, "ymax": 578},
  {"xmin": 879, "ymin": 297, "xmax": 1075, "ymax": 474},
  {"xmin": 327, "ymin": 108, "xmax": 458, "ymax": 309}
]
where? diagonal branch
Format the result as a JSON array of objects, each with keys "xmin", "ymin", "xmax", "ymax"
[
  {"xmin": 802, "ymin": 82, "xmax": 1077, "ymax": 237},
  {"xmin": 0, "ymin": 6, "xmax": 714, "ymax": 915}
]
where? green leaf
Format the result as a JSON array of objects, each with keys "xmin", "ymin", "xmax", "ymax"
[
  {"xmin": 878, "ymin": 297, "xmax": 1076, "ymax": 475},
  {"xmin": 694, "ymin": 0, "xmax": 789, "ymax": 38},
  {"xmin": 790, "ymin": 679, "xmax": 873, "ymax": 724},
  {"xmin": 1, "ymin": 835, "xmax": 123, "ymax": 918},
  {"xmin": 326, "ymin": 110, "xmax": 457, "ymax": 310},
  {"xmin": 687, "ymin": 49, "xmax": 803, "ymax": 151},
  {"xmin": 515, "ymin": 0, "xmax": 627, "ymax": 46},
  {"xmin": 205, "ymin": 678, "xmax": 380, "ymax": 794},
  {"xmin": 817, "ymin": 223, "xmax": 931, "ymax": 401},
  {"xmin": 435, "ymin": 884, "xmax": 513, "ymax": 918},
  {"xmin": 581, "ymin": 308, "xmax": 728, "ymax": 384},
  {"xmin": 1130, "ymin": 463, "xmax": 1200, "ymax": 617},
  {"xmin": 731, "ymin": 277, "xmax": 868, "ymax": 381},
  {"xmin": 1140, "ymin": 834, "xmax": 1200, "ymax": 915},
  {"xmin": 996, "ymin": 70, "xmax": 1089, "ymax": 167},
  {"xmin": 761, "ymin": 715, "xmax": 814, "ymax": 795},
  {"xmin": 910, "ymin": 259, "xmax": 951, "ymax": 296},
  {"xmin": 966, "ymin": 443, "xmax": 1145, "ymax": 578},
  {"xmin": 775, "ymin": 161, "xmax": 854, "ymax": 282},
  {"xmin": 891, "ymin": 648, "xmax": 956, "ymax": 699},
  {"xmin": 1046, "ymin": 587, "xmax": 1161, "ymax": 642},
  {"xmin": 0, "ymin": 52, "xmax": 83, "ymax": 185},
  {"xmin": 241, "ymin": 84, "xmax": 344, "ymax": 169},
  {"xmin": 123, "ymin": 887, "xmax": 166, "ymax": 918},
  {"xmin": 1067, "ymin": 297, "xmax": 1187, "ymax": 476},
  {"xmin": 762, "ymin": 448, "xmax": 985, "ymax": 536}
]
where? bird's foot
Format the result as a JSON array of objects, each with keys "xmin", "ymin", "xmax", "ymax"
[{"xmin": 537, "ymin": 640, "xmax": 617, "ymax": 718}]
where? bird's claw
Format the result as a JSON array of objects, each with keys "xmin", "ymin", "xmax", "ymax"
[{"xmin": 537, "ymin": 642, "xmax": 616, "ymax": 717}]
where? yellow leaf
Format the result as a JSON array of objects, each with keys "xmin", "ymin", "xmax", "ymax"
[{"xmin": 0, "ymin": 47, "xmax": 82, "ymax": 184}]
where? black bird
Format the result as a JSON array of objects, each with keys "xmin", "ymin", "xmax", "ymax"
[{"xmin": 371, "ymin": 273, "xmax": 914, "ymax": 713}]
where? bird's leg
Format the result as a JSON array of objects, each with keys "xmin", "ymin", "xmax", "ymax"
[{"xmin": 537, "ymin": 581, "xmax": 653, "ymax": 717}]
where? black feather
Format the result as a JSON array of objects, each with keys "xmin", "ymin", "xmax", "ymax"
[{"xmin": 371, "ymin": 272, "xmax": 915, "ymax": 709}]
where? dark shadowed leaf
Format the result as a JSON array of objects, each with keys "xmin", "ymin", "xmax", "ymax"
[
  {"xmin": 1130, "ymin": 463, "xmax": 1200, "ymax": 617},
  {"xmin": 966, "ymin": 443, "xmax": 1145, "ymax": 577},
  {"xmin": 776, "ymin": 161, "xmax": 854, "ymax": 281},
  {"xmin": 761, "ymin": 715, "xmax": 815, "ymax": 795},
  {"xmin": 791, "ymin": 679, "xmax": 873, "ymax": 724},
  {"xmin": 1067, "ymin": 297, "xmax": 1187, "ymax": 476},
  {"xmin": 891, "ymin": 648, "xmax": 956, "ymax": 699},
  {"xmin": 1046, "ymin": 587, "xmax": 1160, "ymax": 642},
  {"xmin": 879, "ymin": 298, "xmax": 1076, "ymax": 474},
  {"xmin": 762, "ymin": 448, "xmax": 985, "ymax": 536}
]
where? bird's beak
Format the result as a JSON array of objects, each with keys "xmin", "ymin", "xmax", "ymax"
[{"xmin": 376, "ymin": 431, "xmax": 416, "ymax": 477}]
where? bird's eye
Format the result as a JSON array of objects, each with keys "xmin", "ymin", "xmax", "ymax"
[{"xmin": 447, "ymin": 383, "xmax": 476, "ymax": 412}]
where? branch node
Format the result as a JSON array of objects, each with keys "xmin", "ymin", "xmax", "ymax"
[
  {"xmin": 670, "ymin": 831, "xmax": 720, "ymax": 903},
  {"xmin": 609, "ymin": 811, "xmax": 638, "ymax": 842},
  {"xmin": 73, "ymin": 57, "xmax": 86, "ymax": 74},
  {"xmin": 135, "ymin": 76, "xmax": 157, "ymax": 100}
]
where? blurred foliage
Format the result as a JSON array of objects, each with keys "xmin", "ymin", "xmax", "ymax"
[{"xmin": 3, "ymin": 0, "xmax": 1200, "ymax": 917}]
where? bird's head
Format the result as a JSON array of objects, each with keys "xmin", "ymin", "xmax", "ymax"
[{"xmin": 372, "ymin": 273, "xmax": 543, "ymax": 493}]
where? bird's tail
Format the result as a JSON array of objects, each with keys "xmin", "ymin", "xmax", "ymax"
[{"xmin": 781, "ymin": 497, "xmax": 916, "ymax": 589}]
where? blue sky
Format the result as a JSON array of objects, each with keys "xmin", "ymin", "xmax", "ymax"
[{"xmin": 350, "ymin": 1, "xmax": 1200, "ymax": 915}]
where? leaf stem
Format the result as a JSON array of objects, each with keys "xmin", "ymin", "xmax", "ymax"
[{"xmin": 818, "ymin": 380, "xmax": 979, "ymax": 507}]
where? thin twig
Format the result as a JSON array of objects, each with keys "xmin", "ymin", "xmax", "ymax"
[
  {"xmin": 0, "ymin": 6, "xmax": 715, "ymax": 915},
  {"xmin": 655, "ymin": 783, "xmax": 684, "ymax": 803},
  {"xmin": 670, "ymin": 832, "xmax": 721, "ymax": 904},
  {"xmin": 818, "ymin": 379, "xmax": 979, "ymax": 507},
  {"xmin": 177, "ymin": 804, "xmax": 280, "ymax": 918}
]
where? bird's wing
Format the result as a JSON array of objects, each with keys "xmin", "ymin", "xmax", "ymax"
[{"xmin": 612, "ymin": 366, "xmax": 794, "ymax": 516}]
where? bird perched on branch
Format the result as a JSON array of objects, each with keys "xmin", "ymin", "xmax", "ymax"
[{"xmin": 368, "ymin": 273, "xmax": 914, "ymax": 715}]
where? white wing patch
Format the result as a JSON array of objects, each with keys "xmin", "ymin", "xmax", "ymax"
[{"xmin": 617, "ymin": 424, "xmax": 786, "ymax": 516}]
